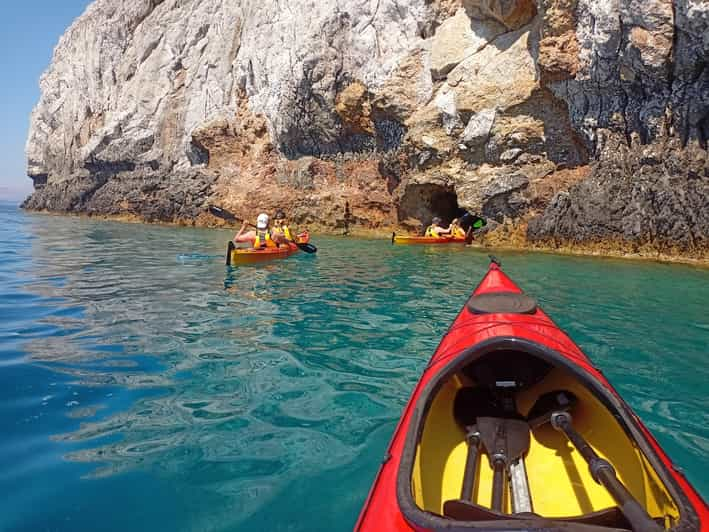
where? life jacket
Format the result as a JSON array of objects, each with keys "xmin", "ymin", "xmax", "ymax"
[
  {"xmin": 273, "ymin": 223, "xmax": 292, "ymax": 241},
  {"xmin": 451, "ymin": 226, "xmax": 466, "ymax": 238},
  {"xmin": 253, "ymin": 230, "xmax": 277, "ymax": 249},
  {"xmin": 425, "ymin": 225, "xmax": 444, "ymax": 238}
]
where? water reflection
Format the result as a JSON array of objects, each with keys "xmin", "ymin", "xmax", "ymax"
[
  {"xmin": 3, "ymin": 205, "xmax": 708, "ymax": 530},
  {"xmin": 12, "ymin": 214, "xmax": 452, "ymax": 523}
]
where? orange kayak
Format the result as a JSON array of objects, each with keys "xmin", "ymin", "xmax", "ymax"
[
  {"xmin": 392, "ymin": 233, "xmax": 467, "ymax": 245},
  {"xmin": 226, "ymin": 232, "xmax": 309, "ymax": 266}
]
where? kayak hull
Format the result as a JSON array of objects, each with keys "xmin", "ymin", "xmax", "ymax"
[
  {"xmin": 227, "ymin": 232, "xmax": 309, "ymax": 266},
  {"xmin": 392, "ymin": 234, "xmax": 467, "ymax": 245},
  {"xmin": 356, "ymin": 262, "xmax": 707, "ymax": 531}
]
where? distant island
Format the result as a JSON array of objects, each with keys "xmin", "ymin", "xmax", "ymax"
[
  {"xmin": 22, "ymin": 0, "xmax": 709, "ymax": 262},
  {"xmin": 1, "ymin": 185, "xmax": 33, "ymax": 203}
]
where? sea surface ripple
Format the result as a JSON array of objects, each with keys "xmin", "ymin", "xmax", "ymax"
[{"xmin": 0, "ymin": 202, "xmax": 707, "ymax": 531}]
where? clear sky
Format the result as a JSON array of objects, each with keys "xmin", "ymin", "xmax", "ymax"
[{"xmin": 0, "ymin": 1, "xmax": 92, "ymax": 201}]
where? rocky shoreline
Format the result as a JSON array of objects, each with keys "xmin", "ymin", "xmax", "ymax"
[
  {"xmin": 22, "ymin": 206, "xmax": 709, "ymax": 267},
  {"xmin": 22, "ymin": 0, "xmax": 709, "ymax": 262}
]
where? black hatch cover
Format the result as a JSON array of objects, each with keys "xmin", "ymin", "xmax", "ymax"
[{"xmin": 467, "ymin": 292, "xmax": 537, "ymax": 315}]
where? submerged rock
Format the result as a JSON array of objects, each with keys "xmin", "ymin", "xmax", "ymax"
[{"xmin": 22, "ymin": 0, "xmax": 709, "ymax": 259}]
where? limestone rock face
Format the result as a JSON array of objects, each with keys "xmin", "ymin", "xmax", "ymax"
[
  {"xmin": 527, "ymin": 0, "xmax": 709, "ymax": 257},
  {"xmin": 23, "ymin": 0, "xmax": 709, "ymax": 257},
  {"xmin": 430, "ymin": 8, "xmax": 506, "ymax": 80},
  {"xmin": 466, "ymin": 0, "xmax": 538, "ymax": 31},
  {"xmin": 24, "ymin": 0, "xmax": 437, "ymax": 224}
]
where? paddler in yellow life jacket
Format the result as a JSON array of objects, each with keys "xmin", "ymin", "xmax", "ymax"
[
  {"xmin": 424, "ymin": 217, "xmax": 452, "ymax": 238},
  {"xmin": 233, "ymin": 213, "xmax": 287, "ymax": 248},
  {"xmin": 449, "ymin": 218, "xmax": 467, "ymax": 238},
  {"xmin": 272, "ymin": 210, "xmax": 293, "ymax": 242}
]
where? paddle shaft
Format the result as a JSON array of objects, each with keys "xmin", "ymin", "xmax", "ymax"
[
  {"xmin": 551, "ymin": 412, "xmax": 662, "ymax": 532},
  {"xmin": 460, "ymin": 426, "xmax": 480, "ymax": 501},
  {"xmin": 509, "ymin": 458, "xmax": 533, "ymax": 513},
  {"xmin": 491, "ymin": 459, "xmax": 505, "ymax": 512}
]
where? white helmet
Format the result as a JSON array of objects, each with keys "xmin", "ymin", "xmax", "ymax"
[{"xmin": 256, "ymin": 213, "xmax": 269, "ymax": 229}]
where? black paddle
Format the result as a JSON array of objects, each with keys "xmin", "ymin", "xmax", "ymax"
[
  {"xmin": 208, "ymin": 205, "xmax": 317, "ymax": 254},
  {"xmin": 209, "ymin": 205, "xmax": 239, "ymax": 222},
  {"xmin": 443, "ymin": 388, "xmax": 531, "ymax": 517},
  {"xmin": 527, "ymin": 391, "xmax": 662, "ymax": 532},
  {"xmin": 460, "ymin": 212, "xmax": 487, "ymax": 232},
  {"xmin": 477, "ymin": 417, "xmax": 531, "ymax": 512},
  {"xmin": 457, "ymin": 212, "xmax": 485, "ymax": 244},
  {"xmin": 453, "ymin": 388, "xmax": 497, "ymax": 499},
  {"xmin": 226, "ymin": 240, "xmax": 235, "ymax": 266}
]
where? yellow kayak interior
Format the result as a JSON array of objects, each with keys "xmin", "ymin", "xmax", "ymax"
[{"xmin": 408, "ymin": 349, "xmax": 683, "ymax": 530}]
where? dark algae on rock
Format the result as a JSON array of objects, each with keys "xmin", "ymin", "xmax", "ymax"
[
  {"xmin": 23, "ymin": 169, "xmax": 216, "ymax": 223},
  {"xmin": 22, "ymin": 0, "xmax": 709, "ymax": 261},
  {"xmin": 527, "ymin": 0, "xmax": 709, "ymax": 260},
  {"xmin": 528, "ymin": 136, "xmax": 709, "ymax": 258}
]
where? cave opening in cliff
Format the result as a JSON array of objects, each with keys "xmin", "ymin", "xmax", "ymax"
[{"xmin": 397, "ymin": 184, "xmax": 466, "ymax": 231}]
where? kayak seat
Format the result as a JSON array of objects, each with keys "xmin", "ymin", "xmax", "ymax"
[
  {"xmin": 467, "ymin": 292, "xmax": 537, "ymax": 315},
  {"xmin": 442, "ymin": 500, "xmax": 632, "ymax": 530}
]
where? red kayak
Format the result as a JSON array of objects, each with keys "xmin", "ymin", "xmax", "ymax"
[{"xmin": 356, "ymin": 259, "xmax": 707, "ymax": 531}]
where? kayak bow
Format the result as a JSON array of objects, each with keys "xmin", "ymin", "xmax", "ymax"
[
  {"xmin": 356, "ymin": 259, "xmax": 707, "ymax": 531},
  {"xmin": 226, "ymin": 232, "xmax": 310, "ymax": 266}
]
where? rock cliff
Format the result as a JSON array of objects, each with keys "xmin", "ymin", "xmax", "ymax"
[{"xmin": 23, "ymin": 0, "xmax": 709, "ymax": 259}]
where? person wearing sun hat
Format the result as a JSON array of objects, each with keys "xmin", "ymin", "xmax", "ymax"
[{"xmin": 233, "ymin": 213, "xmax": 287, "ymax": 248}]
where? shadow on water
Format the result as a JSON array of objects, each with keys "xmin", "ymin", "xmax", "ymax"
[{"xmin": 0, "ymin": 203, "xmax": 707, "ymax": 531}]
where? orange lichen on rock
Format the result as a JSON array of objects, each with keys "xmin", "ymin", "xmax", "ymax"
[
  {"xmin": 538, "ymin": 32, "xmax": 580, "ymax": 83},
  {"xmin": 335, "ymin": 82, "xmax": 374, "ymax": 135},
  {"xmin": 191, "ymin": 92, "xmax": 275, "ymax": 172},
  {"xmin": 537, "ymin": 0, "xmax": 580, "ymax": 83}
]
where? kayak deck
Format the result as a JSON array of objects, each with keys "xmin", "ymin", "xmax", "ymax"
[{"xmin": 413, "ymin": 360, "xmax": 678, "ymax": 522}]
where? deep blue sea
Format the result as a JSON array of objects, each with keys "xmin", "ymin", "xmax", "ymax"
[{"xmin": 0, "ymin": 201, "xmax": 707, "ymax": 531}]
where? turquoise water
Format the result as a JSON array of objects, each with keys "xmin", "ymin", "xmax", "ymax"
[{"xmin": 0, "ymin": 200, "xmax": 707, "ymax": 531}]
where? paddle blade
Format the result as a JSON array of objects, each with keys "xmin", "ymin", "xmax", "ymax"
[
  {"xmin": 296, "ymin": 242, "xmax": 317, "ymax": 254},
  {"xmin": 444, "ymin": 499, "xmax": 504, "ymax": 520},
  {"xmin": 226, "ymin": 241, "xmax": 235, "ymax": 266},
  {"xmin": 477, "ymin": 417, "xmax": 531, "ymax": 465},
  {"xmin": 209, "ymin": 205, "xmax": 237, "ymax": 221},
  {"xmin": 460, "ymin": 212, "xmax": 486, "ymax": 231}
]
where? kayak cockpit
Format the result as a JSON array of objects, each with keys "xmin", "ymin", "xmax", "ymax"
[{"xmin": 397, "ymin": 340, "xmax": 692, "ymax": 531}]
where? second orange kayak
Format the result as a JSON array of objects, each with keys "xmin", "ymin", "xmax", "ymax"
[{"xmin": 392, "ymin": 233, "xmax": 467, "ymax": 245}]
